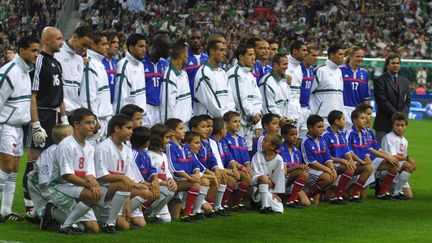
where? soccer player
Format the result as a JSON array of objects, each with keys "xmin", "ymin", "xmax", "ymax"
[
  {"xmin": 299, "ymin": 45, "xmax": 319, "ymax": 139},
  {"xmin": 286, "ymin": 41, "xmax": 308, "ymax": 130},
  {"xmin": 301, "ymin": 115, "xmax": 336, "ymax": 203},
  {"xmin": 246, "ymin": 37, "xmax": 272, "ymax": 84},
  {"xmin": 142, "ymin": 33, "xmax": 171, "ymax": 127},
  {"xmin": 310, "ymin": 44, "xmax": 344, "ymax": 126},
  {"xmin": 252, "ymin": 133, "xmax": 285, "ymax": 214},
  {"xmin": 259, "ymin": 54, "xmax": 292, "ymax": 124},
  {"xmin": 120, "ymin": 104, "xmax": 144, "ymax": 128},
  {"xmin": 340, "ymin": 46, "xmax": 370, "ymax": 129},
  {"xmin": 279, "ymin": 124, "xmax": 310, "ymax": 208},
  {"xmin": 193, "ymin": 40, "xmax": 235, "ymax": 117},
  {"xmin": 268, "ymin": 39, "xmax": 279, "ymax": 61},
  {"xmin": 227, "ymin": 44, "xmax": 262, "ymax": 151},
  {"xmin": 0, "ymin": 36, "xmax": 39, "ymax": 222},
  {"xmin": 24, "ymin": 27, "xmax": 68, "ymax": 219},
  {"xmin": 44, "ymin": 108, "xmax": 100, "ymax": 234},
  {"xmin": 381, "ymin": 112, "xmax": 416, "ymax": 199},
  {"xmin": 183, "ymin": 28, "xmax": 208, "ymax": 102},
  {"xmin": 159, "ymin": 42, "xmax": 192, "ymax": 125},
  {"xmin": 80, "ymin": 32, "xmax": 113, "ymax": 142},
  {"xmin": 102, "ymin": 32, "xmax": 120, "ymax": 103},
  {"xmin": 54, "ymin": 25, "xmax": 93, "ymax": 114},
  {"xmin": 113, "ymin": 33, "xmax": 147, "ymax": 115}
]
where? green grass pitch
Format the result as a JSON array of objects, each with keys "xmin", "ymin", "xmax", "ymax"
[{"xmin": 1, "ymin": 120, "xmax": 431, "ymax": 242}]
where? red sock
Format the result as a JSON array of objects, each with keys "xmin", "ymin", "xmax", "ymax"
[
  {"xmin": 222, "ymin": 185, "xmax": 234, "ymax": 206},
  {"xmin": 352, "ymin": 179, "xmax": 365, "ymax": 197},
  {"xmin": 333, "ymin": 173, "xmax": 353, "ymax": 198},
  {"xmin": 307, "ymin": 183, "xmax": 322, "ymax": 198},
  {"xmin": 287, "ymin": 178, "xmax": 306, "ymax": 202},
  {"xmin": 234, "ymin": 183, "xmax": 249, "ymax": 205},
  {"xmin": 184, "ymin": 189, "xmax": 199, "ymax": 215},
  {"xmin": 379, "ymin": 172, "xmax": 396, "ymax": 195}
]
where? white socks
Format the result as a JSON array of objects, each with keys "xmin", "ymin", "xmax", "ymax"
[
  {"xmin": 62, "ymin": 201, "xmax": 91, "ymax": 227},
  {"xmin": 151, "ymin": 186, "xmax": 175, "ymax": 215},
  {"xmin": 1, "ymin": 172, "xmax": 17, "ymax": 216},
  {"xmin": 214, "ymin": 184, "xmax": 226, "ymax": 209},
  {"xmin": 192, "ymin": 186, "xmax": 209, "ymax": 214},
  {"xmin": 130, "ymin": 195, "xmax": 146, "ymax": 211},
  {"xmin": 393, "ymin": 171, "xmax": 411, "ymax": 196},
  {"xmin": 259, "ymin": 184, "xmax": 269, "ymax": 209},
  {"xmin": 106, "ymin": 191, "xmax": 131, "ymax": 225},
  {"xmin": 0, "ymin": 169, "xmax": 8, "ymax": 202}
]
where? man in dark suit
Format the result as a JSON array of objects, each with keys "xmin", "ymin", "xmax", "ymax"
[{"xmin": 373, "ymin": 53, "xmax": 410, "ymax": 145}]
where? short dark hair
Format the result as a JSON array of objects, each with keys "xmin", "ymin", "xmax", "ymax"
[
  {"xmin": 165, "ymin": 118, "xmax": 183, "ymax": 131},
  {"xmin": 391, "ymin": 112, "xmax": 408, "ymax": 125},
  {"xmin": 74, "ymin": 25, "xmax": 94, "ymax": 39},
  {"xmin": 327, "ymin": 44, "xmax": 343, "ymax": 58},
  {"xmin": 93, "ymin": 31, "xmax": 108, "ymax": 45},
  {"xmin": 351, "ymin": 109, "xmax": 364, "ymax": 121},
  {"xmin": 107, "ymin": 114, "xmax": 132, "ymax": 137},
  {"xmin": 280, "ymin": 124, "xmax": 297, "ymax": 136},
  {"xmin": 185, "ymin": 131, "xmax": 200, "ymax": 144},
  {"xmin": 272, "ymin": 54, "xmax": 287, "ymax": 66},
  {"xmin": 199, "ymin": 114, "xmax": 212, "ymax": 121},
  {"xmin": 246, "ymin": 37, "xmax": 262, "ymax": 48},
  {"xmin": 235, "ymin": 44, "xmax": 254, "ymax": 60},
  {"xmin": 384, "ymin": 53, "xmax": 401, "ymax": 72},
  {"xmin": 327, "ymin": 110, "xmax": 344, "ymax": 125},
  {"xmin": 212, "ymin": 117, "xmax": 225, "ymax": 135},
  {"xmin": 307, "ymin": 115, "xmax": 324, "ymax": 129},
  {"xmin": 70, "ymin": 108, "xmax": 94, "ymax": 128},
  {"xmin": 268, "ymin": 39, "xmax": 278, "ymax": 45},
  {"xmin": 222, "ymin": 111, "xmax": 240, "ymax": 122},
  {"xmin": 266, "ymin": 133, "xmax": 282, "ymax": 150},
  {"xmin": 189, "ymin": 115, "xmax": 207, "ymax": 131},
  {"xmin": 355, "ymin": 103, "xmax": 373, "ymax": 113},
  {"xmin": 261, "ymin": 113, "xmax": 280, "ymax": 127},
  {"xmin": 207, "ymin": 40, "xmax": 223, "ymax": 55},
  {"xmin": 17, "ymin": 36, "xmax": 39, "ymax": 51},
  {"xmin": 149, "ymin": 123, "xmax": 170, "ymax": 151},
  {"xmin": 130, "ymin": 126, "xmax": 151, "ymax": 149},
  {"xmin": 126, "ymin": 33, "xmax": 146, "ymax": 51},
  {"xmin": 170, "ymin": 42, "xmax": 187, "ymax": 59},
  {"xmin": 290, "ymin": 40, "xmax": 306, "ymax": 54},
  {"xmin": 120, "ymin": 104, "xmax": 144, "ymax": 119}
]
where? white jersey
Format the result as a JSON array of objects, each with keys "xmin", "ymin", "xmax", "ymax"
[
  {"xmin": 49, "ymin": 135, "xmax": 95, "ymax": 185},
  {"xmin": 227, "ymin": 64, "xmax": 262, "ymax": 124},
  {"xmin": 159, "ymin": 63, "xmax": 192, "ymax": 124},
  {"xmin": 252, "ymin": 151, "xmax": 286, "ymax": 194},
  {"xmin": 259, "ymin": 72, "xmax": 291, "ymax": 118},
  {"xmin": 209, "ymin": 137, "xmax": 224, "ymax": 169},
  {"xmin": 193, "ymin": 63, "xmax": 235, "ymax": 117},
  {"xmin": 0, "ymin": 55, "xmax": 32, "ymax": 126},
  {"xmin": 146, "ymin": 150, "xmax": 173, "ymax": 180},
  {"xmin": 80, "ymin": 49, "xmax": 113, "ymax": 119},
  {"xmin": 113, "ymin": 51, "xmax": 146, "ymax": 114},
  {"xmin": 28, "ymin": 144, "xmax": 57, "ymax": 186},
  {"xmin": 54, "ymin": 42, "xmax": 84, "ymax": 113},
  {"xmin": 94, "ymin": 137, "xmax": 135, "ymax": 184},
  {"xmin": 310, "ymin": 59, "xmax": 344, "ymax": 118},
  {"xmin": 381, "ymin": 131, "xmax": 408, "ymax": 157},
  {"xmin": 286, "ymin": 55, "xmax": 302, "ymax": 122}
]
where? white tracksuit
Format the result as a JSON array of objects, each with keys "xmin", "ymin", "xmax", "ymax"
[
  {"xmin": 286, "ymin": 55, "xmax": 302, "ymax": 126},
  {"xmin": 259, "ymin": 72, "xmax": 291, "ymax": 118}
]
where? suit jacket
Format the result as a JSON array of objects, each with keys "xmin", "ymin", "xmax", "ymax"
[{"xmin": 373, "ymin": 72, "xmax": 410, "ymax": 132}]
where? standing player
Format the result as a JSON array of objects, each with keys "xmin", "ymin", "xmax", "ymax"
[
  {"xmin": 194, "ymin": 40, "xmax": 235, "ymax": 117},
  {"xmin": 299, "ymin": 45, "xmax": 319, "ymax": 139},
  {"xmin": 113, "ymin": 33, "xmax": 147, "ymax": 114},
  {"xmin": 24, "ymin": 27, "xmax": 68, "ymax": 219},
  {"xmin": 340, "ymin": 46, "xmax": 370, "ymax": 129},
  {"xmin": 0, "ymin": 36, "xmax": 39, "ymax": 222},
  {"xmin": 54, "ymin": 25, "xmax": 94, "ymax": 114},
  {"xmin": 142, "ymin": 33, "xmax": 171, "ymax": 127},
  {"xmin": 268, "ymin": 39, "xmax": 279, "ymax": 61},
  {"xmin": 246, "ymin": 37, "xmax": 272, "ymax": 84},
  {"xmin": 184, "ymin": 28, "xmax": 208, "ymax": 102},
  {"xmin": 80, "ymin": 32, "xmax": 113, "ymax": 142},
  {"xmin": 310, "ymin": 44, "xmax": 345, "ymax": 127},
  {"xmin": 102, "ymin": 32, "xmax": 120, "ymax": 103},
  {"xmin": 159, "ymin": 42, "xmax": 192, "ymax": 124},
  {"xmin": 227, "ymin": 44, "xmax": 262, "ymax": 151},
  {"xmin": 259, "ymin": 54, "xmax": 292, "ymax": 126}
]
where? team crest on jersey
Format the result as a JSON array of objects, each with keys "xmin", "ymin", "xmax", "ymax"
[
  {"xmin": 344, "ymin": 74, "xmax": 349, "ymax": 77},
  {"xmin": 187, "ymin": 151, "xmax": 192, "ymax": 157},
  {"xmin": 145, "ymin": 68, "xmax": 150, "ymax": 72},
  {"xmin": 330, "ymin": 139, "xmax": 334, "ymax": 143},
  {"xmin": 399, "ymin": 143, "xmax": 404, "ymax": 152},
  {"xmin": 189, "ymin": 61, "xmax": 194, "ymax": 65},
  {"xmin": 41, "ymin": 165, "xmax": 49, "ymax": 175}
]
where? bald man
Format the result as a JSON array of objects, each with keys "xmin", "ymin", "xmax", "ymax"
[{"xmin": 23, "ymin": 26, "xmax": 68, "ymax": 220}]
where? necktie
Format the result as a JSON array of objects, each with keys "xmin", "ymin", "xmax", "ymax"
[{"xmin": 393, "ymin": 75, "xmax": 399, "ymax": 90}]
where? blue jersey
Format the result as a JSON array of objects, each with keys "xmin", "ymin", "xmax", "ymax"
[
  {"xmin": 197, "ymin": 139, "xmax": 219, "ymax": 170},
  {"xmin": 166, "ymin": 141, "xmax": 205, "ymax": 178},
  {"xmin": 143, "ymin": 54, "xmax": 169, "ymax": 106},
  {"xmin": 300, "ymin": 63, "xmax": 314, "ymax": 108},
  {"xmin": 340, "ymin": 64, "xmax": 370, "ymax": 107},
  {"xmin": 301, "ymin": 133, "xmax": 332, "ymax": 165},
  {"xmin": 102, "ymin": 57, "xmax": 118, "ymax": 103},
  {"xmin": 346, "ymin": 128, "xmax": 370, "ymax": 160},
  {"xmin": 365, "ymin": 128, "xmax": 380, "ymax": 160},
  {"xmin": 210, "ymin": 136, "xmax": 235, "ymax": 168},
  {"xmin": 254, "ymin": 60, "xmax": 272, "ymax": 85},
  {"xmin": 133, "ymin": 149, "xmax": 157, "ymax": 182},
  {"xmin": 279, "ymin": 141, "xmax": 303, "ymax": 168},
  {"xmin": 183, "ymin": 49, "xmax": 208, "ymax": 101},
  {"xmin": 224, "ymin": 133, "xmax": 250, "ymax": 165},
  {"xmin": 322, "ymin": 127, "xmax": 351, "ymax": 159}
]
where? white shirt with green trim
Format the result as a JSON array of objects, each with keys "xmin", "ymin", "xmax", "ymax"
[{"xmin": 259, "ymin": 72, "xmax": 291, "ymax": 118}]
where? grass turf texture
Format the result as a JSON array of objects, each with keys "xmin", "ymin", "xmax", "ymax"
[{"xmin": 0, "ymin": 120, "xmax": 431, "ymax": 242}]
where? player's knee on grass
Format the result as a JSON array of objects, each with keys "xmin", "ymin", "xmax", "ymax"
[
  {"xmin": 83, "ymin": 221, "xmax": 99, "ymax": 233},
  {"xmin": 131, "ymin": 217, "xmax": 146, "ymax": 228},
  {"xmin": 116, "ymin": 216, "xmax": 131, "ymax": 231},
  {"xmin": 201, "ymin": 202, "xmax": 213, "ymax": 213},
  {"xmin": 200, "ymin": 177, "xmax": 210, "ymax": 187},
  {"xmin": 80, "ymin": 188, "xmax": 99, "ymax": 206}
]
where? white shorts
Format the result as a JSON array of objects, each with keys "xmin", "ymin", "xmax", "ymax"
[
  {"xmin": 372, "ymin": 157, "xmax": 385, "ymax": 170},
  {"xmin": 298, "ymin": 107, "xmax": 310, "ymax": 139},
  {"xmin": 343, "ymin": 106, "xmax": 355, "ymax": 130},
  {"xmin": 0, "ymin": 124, "xmax": 24, "ymax": 156},
  {"xmin": 143, "ymin": 104, "xmax": 160, "ymax": 128}
]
